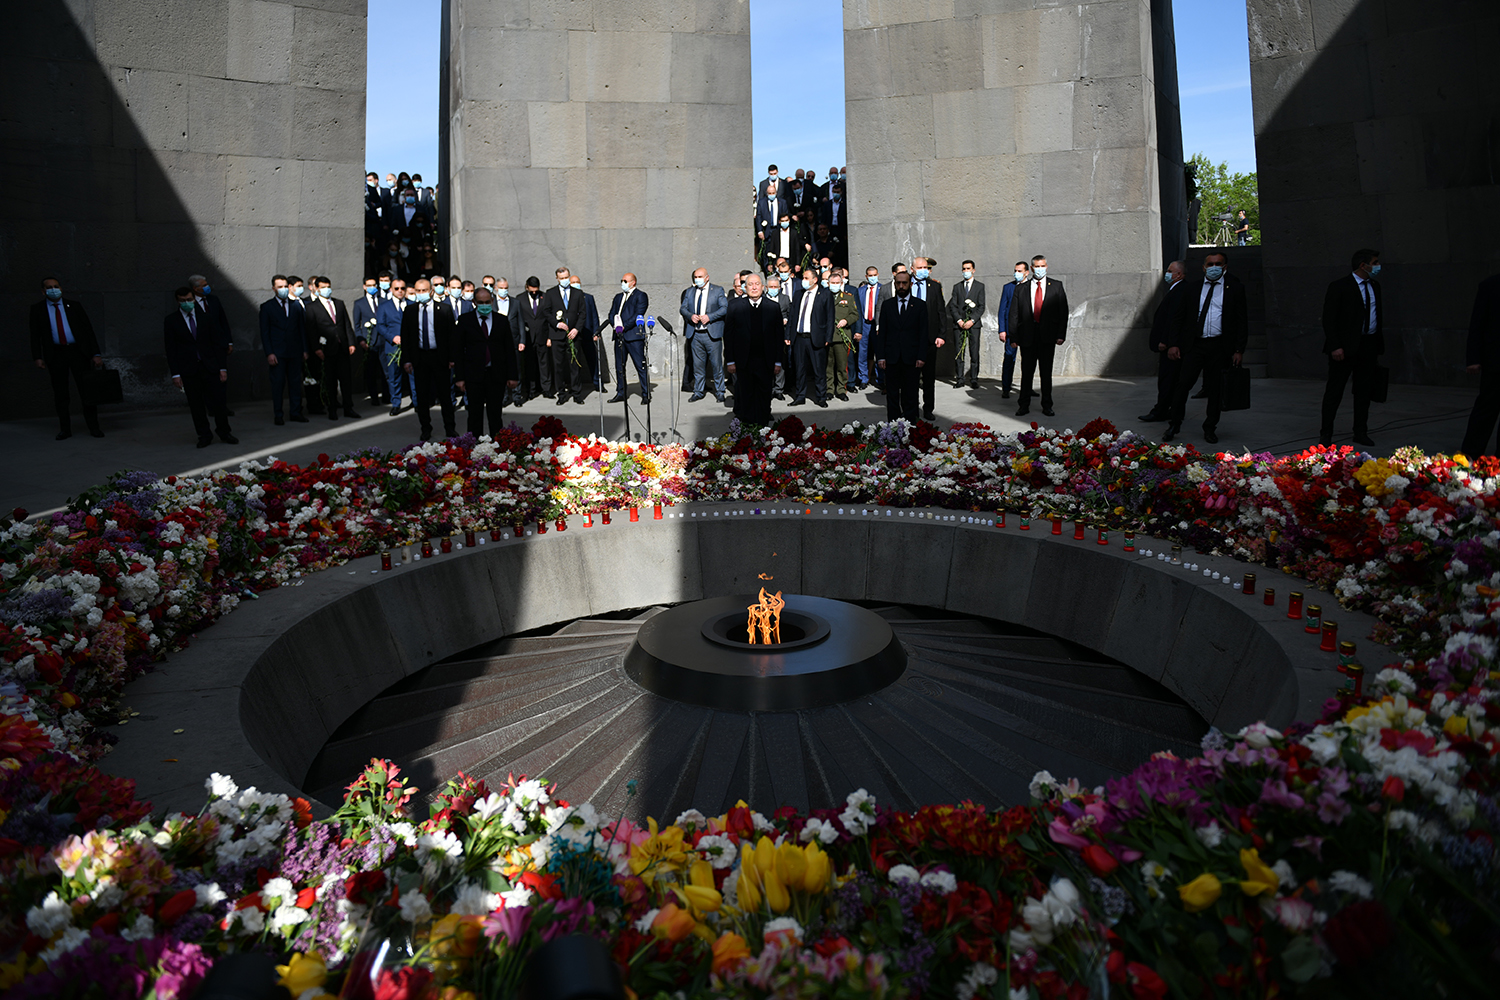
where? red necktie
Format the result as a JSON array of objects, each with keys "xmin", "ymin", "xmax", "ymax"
[
  {"xmin": 1033, "ymin": 280, "xmax": 1044, "ymax": 319},
  {"xmin": 865, "ymin": 287, "xmax": 875, "ymax": 321},
  {"xmin": 52, "ymin": 304, "xmax": 66, "ymax": 345}
]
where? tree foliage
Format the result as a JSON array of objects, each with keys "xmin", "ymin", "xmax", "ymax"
[{"xmin": 1187, "ymin": 153, "xmax": 1259, "ymax": 245}]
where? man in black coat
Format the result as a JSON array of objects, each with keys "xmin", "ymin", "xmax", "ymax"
[
  {"xmin": 400, "ymin": 278, "xmax": 458, "ymax": 441},
  {"xmin": 258, "ymin": 275, "xmax": 308, "ymax": 425},
  {"xmin": 31, "ymin": 277, "xmax": 105, "ymax": 439},
  {"xmin": 875, "ymin": 270, "xmax": 929, "ymax": 423},
  {"xmin": 1007, "ymin": 254, "xmax": 1069, "ymax": 417},
  {"xmin": 910, "ymin": 257, "xmax": 948, "ymax": 419},
  {"xmin": 515, "ymin": 277, "xmax": 549, "ymax": 400},
  {"xmin": 1460, "ymin": 274, "xmax": 1500, "ymax": 456},
  {"xmin": 787, "ymin": 270, "xmax": 835, "ymax": 407},
  {"xmin": 723, "ymin": 273, "xmax": 784, "ymax": 426},
  {"xmin": 1319, "ymin": 248, "xmax": 1384, "ymax": 446},
  {"xmin": 541, "ymin": 266, "xmax": 588, "ymax": 404},
  {"xmin": 1139, "ymin": 261, "xmax": 1186, "ymax": 422},
  {"xmin": 163, "ymin": 286, "xmax": 236, "ymax": 447},
  {"xmin": 1162, "ymin": 251, "xmax": 1249, "ymax": 445},
  {"xmin": 303, "ymin": 277, "xmax": 362, "ymax": 420},
  {"xmin": 454, "ymin": 288, "xmax": 520, "ymax": 438}
]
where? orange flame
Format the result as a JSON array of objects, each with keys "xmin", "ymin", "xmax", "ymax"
[
  {"xmin": 758, "ymin": 572, "xmax": 774, "ymax": 580},
  {"xmin": 746, "ymin": 587, "xmax": 784, "ymax": 645}
]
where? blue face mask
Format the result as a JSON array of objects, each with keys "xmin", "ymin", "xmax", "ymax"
[
  {"xmin": 200, "ymin": 284, "xmax": 212, "ymax": 295},
  {"xmin": 318, "ymin": 287, "xmax": 332, "ymax": 298},
  {"xmin": 379, "ymin": 280, "xmax": 391, "ymax": 290},
  {"xmin": 1205, "ymin": 265, "xmax": 1224, "ymax": 281},
  {"xmin": 1033, "ymin": 266, "xmax": 1047, "ymax": 279},
  {"xmin": 802, "ymin": 278, "xmax": 813, "ymax": 290},
  {"xmin": 914, "ymin": 269, "xmax": 929, "ymax": 280},
  {"xmin": 1369, "ymin": 264, "xmax": 1382, "ymax": 278},
  {"xmin": 766, "ymin": 287, "xmax": 779, "ymax": 298},
  {"xmin": 693, "ymin": 277, "xmax": 706, "ymax": 289},
  {"xmin": 1015, "ymin": 271, "xmax": 1026, "ymax": 283},
  {"xmin": 44, "ymin": 288, "xmax": 62, "ymax": 301},
  {"xmin": 412, "ymin": 292, "xmax": 430, "ymax": 303},
  {"xmin": 275, "ymin": 287, "xmax": 289, "ymax": 299},
  {"xmin": 405, "ymin": 196, "xmax": 416, "ymax": 206},
  {"xmin": 1164, "ymin": 272, "xmax": 1175, "ymax": 284}
]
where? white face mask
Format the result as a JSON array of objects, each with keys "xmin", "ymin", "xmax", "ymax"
[
  {"xmin": 621, "ymin": 281, "xmax": 632, "ymax": 293},
  {"xmin": 802, "ymin": 278, "xmax": 813, "ymax": 290},
  {"xmin": 461, "ymin": 291, "xmax": 473, "ymax": 301},
  {"xmin": 829, "ymin": 283, "xmax": 842, "ymax": 292},
  {"xmin": 560, "ymin": 279, "xmax": 571, "ymax": 289},
  {"xmin": 497, "ymin": 288, "xmax": 509, "ymax": 299},
  {"xmin": 1033, "ymin": 266, "xmax": 1047, "ymax": 279},
  {"xmin": 1014, "ymin": 271, "xmax": 1026, "ymax": 283}
]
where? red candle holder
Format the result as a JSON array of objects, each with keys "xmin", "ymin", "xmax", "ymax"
[
  {"xmin": 1019, "ymin": 513, "xmax": 1031, "ymax": 530},
  {"xmin": 1320, "ymin": 620, "xmax": 1338, "ymax": 652},
  {"xmin": 1287, "ymin": 591, "xmax": 1304, "ymax": 619},
  {"xmin": 1073, "ymin": 520, "xmax": 1086, "ymax": 541},
  {"xmin": 536, "ymin": 521, "xmax": 548, "ymax": 534},
  {"xmin": 556, "ymin": 517, "xmax": 568, "ymax": 532},
  {"xmin": 380, "ymin": 551, "xmax": 392, "ymax": 571},
  {"xmin": 1346, "ymin": 662, "xmax": 1365, "ymax": 697},
  {"xmin": 513, "ymin": 523, "xmax": 524, "ymax": 538},
  {"xmin": 997, "ymin": 511, "xmax": 1006, "ymax": 529},
  {"xmin": 1096, "ymin": 527, "xmax": 1108, "ymax": 545},
  {"xmin": 490, "ymin": 528, "xmax": 502, "ymax": 542},
  {"xmin": 583, "ymin": 512, "xmax": 593, "ymax": 527},
  {"xmin": 1051, "ymin": 514, "xmax": 1063, "ymax": 535},
  {"xmin": 1304, "ymin": 604, "xmax": 1322, "ymax": 634},
  {"xmin": 629, "ymin": 507, "xmax": 639, "ymax": 522},
  {"xmin": 1123, "ymin": 531, "xmax": 1135, "ymax": 552},
  {"xmin": 1242, "ymin": 573, "xmax": 1256, "ymax": 597},
  {"xmin": 464, "ymin": 530, "xmax": 477, "ymax": 548},
  {"xmin": 440, "ymin": 535, "xmax": 453, "ymax": 553},
  {"xmin": 420, "ymin": 539, "xmax": 434, "ymax": 558},
  {"xmin": 601, "ymin": 510, "xmax": 612, "ymax": 524},
  {"xmin": 1338, "ymin": 639, "xmax": 1356, "ymax": 674},
  {"xmin": 1263, "ymin": 587, "xmax": 1276, "ymax": 606},
  {"xmin": 653, "ymin": 504, "xmax": 664, "ymax": 519}
]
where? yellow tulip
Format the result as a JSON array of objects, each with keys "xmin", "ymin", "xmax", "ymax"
[
  {"xmin": 774, "ymin": 842, "xmax": 807, "ymax": 889},
  {"xmin": 736, "ymin": 844, "xmax": 763, "ymax": 911},
  {"xmin": 650, "ymin": 902, "xmax": 696, "ymax": 943},
  {"xmin": 1178, "ymin": 873, "xmax": 1223, "ymax": 912},
  {"xmin": 1444, "ymin": 714, "xmax": 1469, "ymax": 736},
  {"xmin": 678, "ymin": 883, "xmax": 723, "ymax": 913},
  {"xmin": 753, "ymin": 836, "xmax": 776, "ymax": 880},
  {"xmin": 690, "ymin": 859, "xmax": 716, "ymax": 890},
  {"xmin": 274, "ymin": 951, "xmax": 328, "ymax": 995},
  {"xmin": 1238, "ymin": 849, "xmax": 1280, "ymax": 897},
  {"xmin": 763, "ymin": 868, "xmax": 791, "ymax": 913},
  {"xmin": 712, "ymin": 932, "xmax": 752, "ymax": 975},
  {"xmin": 801, "ymin": 843, "xmax": 832, "ymax": 893}
]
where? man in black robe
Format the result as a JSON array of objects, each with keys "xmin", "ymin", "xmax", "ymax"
[{"xmin": 723, "ymin": 272, "xmax": 784, "ymax": 426}]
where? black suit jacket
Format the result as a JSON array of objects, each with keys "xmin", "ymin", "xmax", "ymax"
[
  {"xmin": 789, "ymin": 285, "xmax": 836, "ymax": 349},
  {"xmin": 1148, "ymin": 279, "xmax": 1186, "ymax": 352},
  {"xmin": 304, "ymin": 296, "xmax": 356, "ymax": 352},
  {"xmin": 196, "ymin": 293, "xmax": 232, "ymax": 349},
  {"xmin": 875, "ymin": 295, "xmax": 930, "ymax": 366},
  {"xmin": 1466, "ymin": 274, "xmax": 1500, "ymax": 368},
  {"xmin": 455, "ymin": 311, "xmax": 519, "ymax": 385},
  {"xmin": 163, "ymin": 305, "xmax": 227, "ymax": 377},
  {"xmin": 492, "ymin": 297, "xmax": 525, "ymax": 349},
  {"xmin": 912, "ymin": 278, "xmax": 947, "ymax": 355},
  {"xmin": 1171, "ymin": 274, "xmax": 1249, "ymax": 354},
  {"xmin": 400, "ymin": 300, "xmax": 457, "ymax": 362},
  {"xmin": 723, "ymin": 297, "xmax": 785, "ymax": 374},
  {"xmin": 259, "ymin": 297, "xmax": 305, "ymax": 358},
  {"xmin": 540, "ymin": 286, "xmax": 586, "ymax": 341},
  {"xmin": 518, "ymin": 292, "xmax": 550, "ymax": 343},
  {"xmin": 30, "ymin": 299, "xmax": 100, "ymax": 359},
  {"xmin": 1321, "ymin": 274, "xmax": 1384, "ymax": 358},
  {"xmin": 1007, "ymin": 277, "xmax": 1069, "ymax": 350}
]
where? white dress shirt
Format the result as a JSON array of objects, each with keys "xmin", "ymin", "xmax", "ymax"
[
  {"xmin": 1198, "ymin": 280, "xmax": 1224, "ymax": 339},
  {"xmin": 1353, "ymin": 273, "xmax": 1377, "ymax": 334}
]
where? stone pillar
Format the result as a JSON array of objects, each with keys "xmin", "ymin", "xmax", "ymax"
[
  {"xmin": 2, "ymin": 0, "xmax": 366, "ymax": 416},
  {"xmin": 1248, "ymin": 0, "xmax": 1500, "ymax": 386},
  {"xmin": 445, "ymin": 0, "xmax": 755, "ymax": 346},
  {"xmin": 843, "ymin": 0, "xmax": 1168, "ymax": 378}
]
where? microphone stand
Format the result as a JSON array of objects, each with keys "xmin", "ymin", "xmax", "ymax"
[
  {"xmin": 595, "ymin": 325, "xmax": 606, "ymax": 439},
  {"xmin": 654, "ymin": 316, "xmax": 681, "ymax": 442}
]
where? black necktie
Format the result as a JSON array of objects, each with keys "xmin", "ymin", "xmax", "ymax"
[
  {"xmin": 1360, "ymin": 281, "xmax": 1371, "ymax": 333},
  {"xmin": 1198, "ymin": 281, "xmax": 1218, "ymax": 333}
]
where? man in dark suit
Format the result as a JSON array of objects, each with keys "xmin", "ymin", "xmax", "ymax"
[
  {"xmin": 1007, "ymin": 254, "xmax": 1068, "ymax": 417},
  {"xmin": 787, "ymin": 268, "xmax": 834, "ymax": 407},
  {"xmin": 947, "ymin": 260, "xmax": 986, "ymax": 389},
  {"xmin": 1138, "ymin": 261, "xmax": 1187, "ymax": 422},
  {"xmin": 1461, "ymin": 274, "xmax": 1500, "ymax": 456},
  {"xmin": 569, "ymin": 275, "xmax": 604, "ymax": 395},
  {"xmin": 31, "ymin": 277, "xmax": 105, "ymax": 440},
  {"xmin": 854, "ymin": 265, "xmax": 885, "ymax": 391},
  {"xmin": 373, "ymin": 279, "xmax": 408, "ymax": 415},
  {"xmin": 681, "ymin": 268, "xmax": 730, "ymax": 404},
  {"xmin": 516, "ymin": 277, "xmax": 549, "ymax": 400},
  {"xmin": 541, "ymin": 266, "xmax": 588, "ymax": 404},
  {"xmin": 606, "ymin": 273, "xmax": 652, "ymax": 403},
  {"xmin": 400, "ymin": 278, "xmax": 458, "ymax": 440},
  {"xmin": 1319, "ymin": 248, "xmax": 1384, "ymax": 447},
  {"xmin": 258, "ymin": 275, "xmax": 309, "ymax": 425},
  {"xmin": 910, "ymin": 257, "xmax": 947, "ymax": 419},
  {"xmin": 875, "ymin": 271, "xmax": 929, "ymax": 422},
  {"xmin": 352, "ymin": 275, "xmax": 387, "ymax": 406},
  {"xmin": 164, "ymin": 286, "xmax": 236, "ymax": 447},
  {"xmin": 765, "ymin": 272, "xmax": 794, "ymax": 398},
  {"xmin": 490, "ymin": 278, "xmax": 526, "ymax": 406},
  {"xmin": 755, "ymin": 179, "xmax": 788, "ymax": 252},
  {"xmin": 304, "ymin": 277, "xmax": 362, "ymax": 420},
  {"xmin": 385, "ymin": 186, "xmax": 431, "ymax": 248},
  {"xmin": 995, "ymin": 262, "xmax": 1026, "ymax": 398},
  {"xmin": 189, "ymin": 274, "xmax": 233, "ymax": 352},
  {"xmin": 1162, "ymin": 252, "xmax": 1248, "ymax": 445},
  {"xmin": 454, "ymin": 288, "xmax": 520, "ymax": 438},
  {"xmin": 723, "ymin": 273, "xmax": 784, "ymax": 426}
]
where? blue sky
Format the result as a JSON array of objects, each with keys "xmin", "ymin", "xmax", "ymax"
[{"xmin": 365, "ymin": 0, "xmax": 1256, "ymax": 183}]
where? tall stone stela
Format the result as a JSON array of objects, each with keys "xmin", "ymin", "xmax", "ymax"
[
  {"xmin": 3, "ymin": 0, "xmax": 366, "ymax": 416},
  {"xmin": 842, "ymin": 0, "xmax": 1175, "ymax": 378},
  {"xmin": 444, "ymin": 0, "xmax": 756, "ymax": 331}
]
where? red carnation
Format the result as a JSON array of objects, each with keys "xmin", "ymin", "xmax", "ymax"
[{"xmin": 518, "ymin": 870, "xmax": 562, "ymax": 901}]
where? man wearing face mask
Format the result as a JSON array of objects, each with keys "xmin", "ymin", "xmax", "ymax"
[
  {"xmin": 826, "ymin": 269, "xmax": 858, "ymax": 401},
  {"xmin": 304, "ymin": 277, "xmax": 362, "ymax": 421},
  {"xmin": 518, "ymin": 276, "xmax": 550, "ymax": 401},
  {"xmin": 258, "ymin": 274, "xmax": 308, "ymax": 426},
  {"xmin": 380, "ymin": 174, "xmax": 398, "ymax": 217},
  {"xmin": 1006, "ymin": 255, "xmax": 1068, "ymax": 418},
  {"xmin": 947, "ymin": 260, "xmax": 986, "ymax": 390},
  {"xmin": 454, "ymin": 287, "xmax": 520, "ymax": 437},
  {"xmin": 353, "ymin": 276, "xmax": 387, "ymax": 408},
  {"xmin": 855, "ymin": 265, "xmax": 885, "ymax": 393},
  {"xmin": 570, "ymin": 275, "xmax": 605, "ymax": 395},
  {"xmin": 787, "ymin": 266, "xmax": 835, "ymax": 407},
  {"xmin": 607, "ymin": 273, "xmax": 651, "ymax": 403},
  {"xmin": 189, "ymin": 274, "xmax": 233, "ymax": 355},
  {"xmin": 374, "ymin": 278, "xmax": 409, "ymax": 415},
  {"xmin": 31, "ymin": 277, "xmax": 105, "ymax": 440},
  {"xmin": 1138, "ymin": 261, "xmax": 1186, "ymax": 423},
  {"xmin": 164, "ymin": 286, "xmax": 235, "ymax": 447},
  {"xmin": 909, "ymin": 258, "xmax": 948, "ymax": 420},
  {"xmin": 388, "ymin": 187, "xmax": 430, "ymax": 248},
  {"xmin": 875, "ymin": 270, "xmax": 928, "ymax": 422},
  {"xmin": 284, "ymin": 275, "xmax": 320, "ymax": 413},
  {"xmin": 486, "ymin": 278, "xmax": 524, "ymax": 406},
  {"xmin": 681, "ymin": 268, "xmax": 729, "ymax": 404},
  {"xmin": 1162, "ymin": 252, "xmax": 1247, "ymax": 445},
  {"xmin": 1318, "ymin": 248, "xmax": 1385, "ymax": 447},
  {"xmin": 995, "ymin": 262, "xmax": 1026, "ymax": 398},
  {"xmin": 541, "ymin": 266, "xmax": 588, "ymax": 404},
  {"xmin": 400, "ymin": 278, "xmax": 458, "ymax": 440},
  {"xmin": 765, "ymin": 273, "xmax": 793, "ymax": 400}
]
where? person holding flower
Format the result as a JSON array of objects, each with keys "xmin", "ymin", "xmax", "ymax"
[{"xmin": 948, "ymin": 259, "xmax": 986, "ymax": 390}]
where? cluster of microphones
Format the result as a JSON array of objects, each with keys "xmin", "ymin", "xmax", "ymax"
[{"xmin": 619, "ymin": 315, "xmax": 676, "ymax": 335}]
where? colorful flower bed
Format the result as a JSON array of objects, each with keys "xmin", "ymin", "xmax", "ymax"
[{"xmin": 1, "ymin": 415, "xmax": 1499, "ymax": 997}]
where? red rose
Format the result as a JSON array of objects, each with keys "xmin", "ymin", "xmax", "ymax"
[
  {"xmin": 93, "ymin": 912, "xmax": 121, "ymax": 935},
  {"xmin": 1126, "ymin": 961, "xmax": 1168, "ymax": 1000},
  {"xmin": 1081, "ymin": 843, "xmax": 1119, "ymax": 877},
  {"xmin": 518, "ymin": 870, "xmax": 562, "ymax": 901},
  {"xmin": 11, "ymin": 508, "xmax": 26, "ymax": 522},
  {"xmin": 373, "ymin": 966, "xmax": 434, "ymax": 1000},
  {"xmin": 158, "ymin": 888, "xmax": 198, "ymax": 926},
  {"xmin": 1381, "ymin": 775, "xmax": 1405, "ymax": 803}
]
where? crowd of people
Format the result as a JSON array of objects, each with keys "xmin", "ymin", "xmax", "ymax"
[
  {"xmin": 364, "ymin": 170, "xmax": 446, "ymax": 282},
  {"xmin": 751, "ymin": 165, "xmax": 849, "ymax": 274}
]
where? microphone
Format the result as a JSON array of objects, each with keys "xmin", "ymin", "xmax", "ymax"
[
  {"xmin": 635, "ymin": 316, "xmax": 646, "ymax": 328},
  {"xmin": 645, "ymin": 315, "xmax": 656, "ymax": 333},
  {"xmin": 654, "ymin": 316, "xmax": 675, "ymax": 335}
]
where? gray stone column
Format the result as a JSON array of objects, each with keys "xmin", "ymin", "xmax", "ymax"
[
  {"xmin": 1247, "ymin": 0, "xmax": 1500, "ymax": 386},
  {"xmin": 842, "ymin": 0, "xmax": 1169, "ymax": 378},
  {"xmin": 445, "ymin": 0, "xmax": 755, "ymax": 350},
  {"xmin": 3, "ymin": 0, "xmax": 367, "ymax": 415}
]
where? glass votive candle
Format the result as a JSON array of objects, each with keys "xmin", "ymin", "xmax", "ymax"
[
  {"xmin": 420, "ymin": 538, "xmax": 434, "ymax": 558},
  {"xmin": 380, "ymin": 550, "xmax": 392, "ymax": 571},
  {"xmin": 654, "ymin": 504, "xmax": 664, "ymax": 519},
  {"xmin": 402, "ymin": 544, "xmax": 412, "ymax": 563},
  {"xmin": 1051, "ymin": 513, "xmax": 1063, "ymax": 535},
  {"xmin": 1123, "ymin": 530, "xmax": 1135, "ymax": 552},
  {"xmin": 583, "ymin": 512, "xmax": 593, "ymax": 527},
  {"xmin": 1338, "ymin": 639, "xmax": 1357, "ymax": 673},
  {"xmin": 1263, "ymin": 587, "xmax": 1275, "ymax": 606},
  {"xmin": 490, "ymin": 528, "xmax": 502, "ymax": 542},
  {"xmin": 1243, "ymin": 573, "xmax": 1257, "ymax": 597},
  {"xmin": 1170, "ymin": 545, "xmax": 1182, "ymax": 565},
  {"xmin": 536, "ymin": 520, "xmax": 548, "ymax": 534},
  {"xmin": 1304, "ymin": 604, "xmax": 1322, "ymax": 633},
  {"xmin": 1096, "ymin": 527, "xmax": 1108, "ymax": 545},
  {"xmin": 1287, "ymin": 591, "xmax": 1303, "ymax": 618},
  {"xmin": 1320, "ymin": 620, "xmax": 1338, "ymax": 652},
  {"xmin": 1073, "ymin": 519, "xmax": 1086, "ymax": 540},
  {"xmin": 464, "ymin": 529, "xmax": 477, "ymax": 547},
  {"xmin": 556, "ymin": 517, "xmax": 568, "ymax": 532},
  {"xmin": 997, "ymin": 510, "xmax": 1006, "ymax": 528},
  {"xmin": 1020, "ymin": 511, "xmax": 1031, "ymax": 530},
  {"xmin": 440, "ymin": 535, "xmax": 453, "ymax": 553},
  {"xmin": 601, "ymin": 509, "xmax": 611, "ymax": 524},
  {"xmin": 513, "ymin": 523, "xmax": 524, "ymax": 538},
  {"xmin": 1346, "ymin": 661, "xmax": 1365, "ymax": 697}
]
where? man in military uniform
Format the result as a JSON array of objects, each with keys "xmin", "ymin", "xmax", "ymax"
[{"xmin": 826, "ymin": 269, "xmax": 859, "ymax": 401}]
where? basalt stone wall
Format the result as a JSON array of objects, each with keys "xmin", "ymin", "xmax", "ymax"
[
  {"xmin": 1247, "ymin": 0, "xmax": 1500, "ymax": 385},
  {"xmin": 841, "ymin": 0, "xmax": 1175, "ymax": 380},
  {"xmin": 444, "ymin": 0, "xmax": 756, "ymax": 326},
  {"xmin": 3, "ymin": 0, "xmax": 366, "ymax": 417}
]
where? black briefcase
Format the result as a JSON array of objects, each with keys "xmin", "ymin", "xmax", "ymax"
[
  {"xmin": 1370, "ymin": 365, "xmax": 1389, "ymax": 404},
  {"xmin": 1222, "ymin": 366, "xmax": 1251, "ymax": 411},
  {"xmin": 79, "ymin": 367, "xmax": 123, "ymax": 406}
]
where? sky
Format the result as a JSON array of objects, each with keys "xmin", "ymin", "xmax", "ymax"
[{"xmin": 364, "ymin": 0, "xmax": 1257, "ymax": 185}]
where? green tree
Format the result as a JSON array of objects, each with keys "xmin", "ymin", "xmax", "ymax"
[{"xmin": 1188, "ymin": 153, "xmax": 1259, "ymax": 246}]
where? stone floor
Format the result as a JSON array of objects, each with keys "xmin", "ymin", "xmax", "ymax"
[{"xmin": 3, "ymin": 374, "xmax": 1480, "ymax": 516}]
